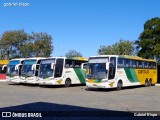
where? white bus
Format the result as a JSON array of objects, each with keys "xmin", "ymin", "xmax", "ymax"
[
  {"xmin": 5, "ymin": 58, "xmax": 25, "ymax": 84},
  {"xmin": 86, "ymin": 55, "xmax": 157, "ymax": 90},
  {"xmin": 38, "ymin": 57, "xmax": 88, "ymax": 87},
  {"xmin": 20, "ymin": 57, "xmax": 45, "ymax": 84}
]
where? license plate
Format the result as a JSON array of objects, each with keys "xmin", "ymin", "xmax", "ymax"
[{"xmin": 93, "ymin": 84, "xmax": 97, "ymax": 86}]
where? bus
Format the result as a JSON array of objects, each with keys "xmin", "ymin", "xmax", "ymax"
[
  {"xmin": 20, "ymin": 57, "xmax": 45, "ymax": 84},
  {"xmin": 86, "ymin": 55, "xmax": 157, "ymax": 90},
  {"xmin": 6, "ymin": 58, "xmax": 25, "ymax": 84},
  {"xmin": 0, "ymin": 60, "xmax": 9, "ymax": 81},
  {"xmin": 38, "ymin": 57, "xmax": 88, "ymax": 87}
]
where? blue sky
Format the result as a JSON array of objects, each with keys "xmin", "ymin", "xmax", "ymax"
[{"xmin": 0, "ymin": 0, "xmax": 160, "ymax": 57}]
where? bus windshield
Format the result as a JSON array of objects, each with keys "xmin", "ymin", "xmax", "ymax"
[
  {"xmin": 39, "ymin": 64, "xmax": 53, "ymax": 78},
  {"xmin": 87, "ymin": 63, "xmax": 107, "ymax": 79},
  {"xmin": 6, "ymin": 65, "xmax": 18, "ymax": 76},
  {"xmin": 21, "ymin": 65, "xmax": 34, "ymax": 77},
  {"xmin": 21, "ymin": 60, "xmax": 37, "ymax": 77}
]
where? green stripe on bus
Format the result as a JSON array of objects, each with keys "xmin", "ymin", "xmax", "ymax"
[
  {"xmin": 73, "ymin": 68, "xmax": 86, "ymax": 83},
  {"xmin": 94, "ymin": 79, "xmax": 101, "ymax": 83},
  {"xmin": 124, "ymin": 68, "xmax": 139, "ymax": 82},
  {"xmin": 130, "ymin": 69, "xmax": 139, "ymax": 82},
  {"xmin": 124, "ymin": 68, "xmax": 134, "ymax": 82}
]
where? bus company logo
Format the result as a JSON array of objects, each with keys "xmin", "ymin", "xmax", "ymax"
[
  {"xmin": 2, "ymin": 112, "xmax": 11, "ymax": 117},
  {"xmin": 1, "ymin": 112, "xmax": 42, "ymax": 118},
  {"xmin": 109, "ymin": 82, "xmax": 114, "ymax": 87},
  {"xmin": 138, "ymin": 70, "xmax": 149, "ymax": 74}
]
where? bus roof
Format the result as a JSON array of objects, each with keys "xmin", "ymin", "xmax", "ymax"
[
  {"xmin": 24, "ymin": 57, "xmax": 46, "ymax": 60},
  {"xmin": 47, "ymin": 57, "xmax": 88, "ymax": 61},
  {"xmin": 119, "ymin": 55, "xmax": 156, "ymax": 62},
  {"xmin": 90, "ymin": 55, "xmax": 156, "ymax": 62},
  {"xmin": 10, "ymin": 58, "xmax": 26, "ymax": 61},
  {"xmin": 67, "ymin": 57, "xmax": 88, "ymax": 61}
]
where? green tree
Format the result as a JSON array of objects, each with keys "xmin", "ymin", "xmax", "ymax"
[
  {"xmin": 32, "ymin": 32, "xmax": 53, "ymax": 57},
  {"xmin": 98, "ymin": 40, "xmax": 134, "ymax": 55},
  {"xmin": 135, "ymin": 17, "xmax": 160, "ymax": 59},
  {"xmin": 0, "ymin": 30, "xmax": 28, "ymax": 59},
  {"xmin": 0, "ymin": 30, "xmax": 53, "ymax": 59},
  {"xmin": 65, "ymin": 50, "xmax": 82, "ymax": 58},
  {"xmin": 19, "ymin": 32, "xmax": 53, "ymax": 57}
]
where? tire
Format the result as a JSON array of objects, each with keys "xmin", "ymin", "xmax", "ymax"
[
  {"xmin": 65, "ymin": 78, "xmax": 71, "ymax": 87},
  {"xmin": 145, "ymin": 79, "xmax": 149, "ymax": 87},
  {"xmin": 148, "ymin": 79, "xmax": 152, "ymax": 87},
  {"xmin": 117, "ymin": 80, "xmax": 122, "ymax": 90}
]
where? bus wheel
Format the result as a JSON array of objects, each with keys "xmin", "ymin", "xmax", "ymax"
[
  {"xmin": 65, "ymin": 78, "xmax": 71, "ymax": 87},
  {"xmin": 117, "ymin": 80, "xmax": 122, "ymax": 90},
  {"xmin": 145, "ymin": 79, "xmax": 149, "ymax": 87},
  {"xmin": 148, "ymin": 79, "xmax": 152, "ymax": 87}
]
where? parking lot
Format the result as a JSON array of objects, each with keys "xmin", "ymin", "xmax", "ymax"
[{"xmin": 0, "ymin": 82, "xmax": 160, "ymax": 119}]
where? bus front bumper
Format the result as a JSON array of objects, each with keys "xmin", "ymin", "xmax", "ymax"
[
  {"xmin": 6, "ymin": 78, "xmax": 22, "ymax": 84},
  {"xmin": 39, "ymin": 80, "xmax": 55, "ymax": 85},
  {"xmin": 86, "ymin": 82, "xmax": 114, "ymax": 88},
  {"xmin": 21, "ymin": 77, "xmax": 39, "ymax": 84},
  {"xmin": 25, "ymin": 80, "xmax": 39, "ymax": 84}
]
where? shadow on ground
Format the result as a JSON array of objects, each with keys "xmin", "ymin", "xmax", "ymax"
[
  {"xmin": 0, "ymin": 102, "xmax": 159, "ymax": 120},
  {"xmin": 85, "ymin": 85, "xmax": 156, "ymax": 92}
]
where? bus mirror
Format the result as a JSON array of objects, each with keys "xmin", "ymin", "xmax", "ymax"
[
  {"xmin": 2, "ymin": 65, "xmax": 7, "ymax": 71},
  {"xmin": 81, "ymin": 63, "xmax": 88, "ymax": 69},
  {"xmin": 15, "ymin": 64, "xmax": 22, "ymax": 70},
  {"xmin": 31, "ymin": 64, "xmax": 36, "ymax": 70},
  {"xmin": 51, "ymin": 63, "xmax": 55, "ymax": 69},
  {"xmin": 106, "ymin": 62, "xmax": 110, "ymax": 70}
]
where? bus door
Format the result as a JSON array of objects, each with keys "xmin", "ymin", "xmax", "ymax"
[{"xmin": 108, "ymin": 57, "xmax": 116, "ymax": 80}]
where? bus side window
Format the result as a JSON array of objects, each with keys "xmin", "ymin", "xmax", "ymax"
[
  {"xmin": 148, "ymin": 62, "xmax": 151, "ymax": 68},
  {"xmin": 110, "ymin": 57, "xmax": 116, "ymax": 68},
  {"xmin": 75, "ymin": 65, "xmax": 80, "ymax": 68},
  {"xmin": 65, "ymin": 64, "xmax": 69, "ymax": 68},
  {"xmin": 118, "ymin": 58, "xmax": 124, "ymax": 68},
  {"xmin": 132, "ymin": 60, "xmax": 137, "ymax": 68},
  {"xmin": 65, "ymin": 60, "xmax": 72, "ymax": 68},
  {"xmin": 144, "ymin": 61, "xmax": 148, "ymax": 68},
  {"xmin": 124, "ymin": 59, "xmax": 130, "ymax": 68},
  {"xmin": 131, "ymin": 60, "xmax": 136, "ymax": 68},
  {"xmin": 138, "ymin": 60, "xmax": 143, "ymax": 68},
  {"xmin": 82, "ymin": 63, "xmax": 88, "ymax": 69},
  {"xmin": 151, "ymin": 62, "xmax": 156, "ymax": 69}
]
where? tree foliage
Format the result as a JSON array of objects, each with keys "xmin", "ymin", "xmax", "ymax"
[
  {"xmin": 98, "ymin": 40, "xmax": 134, "ymax": 55},
  {"xmin": 65, "ymin": 50, "xmax": 82, "ymax": 58},
  {"xmin": 0, "ymin": 30, "xmax": 53, "ymax": 59},
  {"xmin": 0, "ymin": 30, "xmax": 28, "ymax": 59},
  {"xmin": 135, "ymin": 17, "xmax": 160, "ymax": 59}
]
